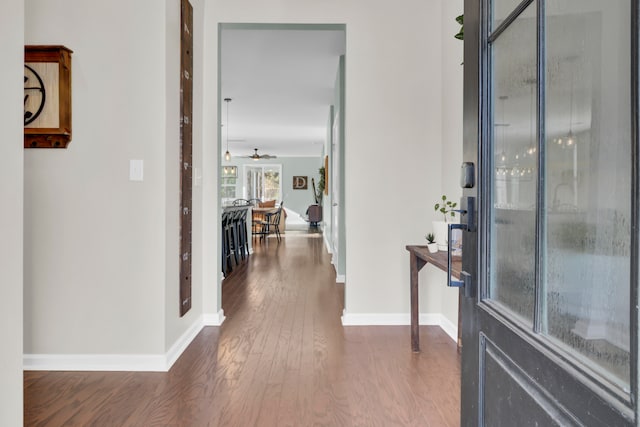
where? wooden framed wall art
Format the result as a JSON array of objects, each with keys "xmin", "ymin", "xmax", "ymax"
[
  {"xmin": 24, "ymin": 45, "xmax": 73, "ymax": 148},
  {"xmin": 293, "ymin": 176, "xmax": 308, "ymax": 190},
  {"xmin": 179, "ymin": 0, "xmax": 193, "ymax": 317},
  {"xmin": 324, "ymin": 155, "xmax": 329, "ymax": 195}
]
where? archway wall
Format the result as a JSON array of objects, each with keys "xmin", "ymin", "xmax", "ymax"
[
  {"xmin": 203, "ymin": 0, "xmax": 451, "ymax": 319},
  {"xmin": 1, "ymin": 0, "xmax": 24, "ymax": 423}
]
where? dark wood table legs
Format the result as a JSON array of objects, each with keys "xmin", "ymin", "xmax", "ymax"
[
  {"xmin": 406, "ymin": 245, "xmax": 462, "ymax": 353},
  {"xmin": 409, "ymin": 250, "xmax": 427, "ymax": 352}
]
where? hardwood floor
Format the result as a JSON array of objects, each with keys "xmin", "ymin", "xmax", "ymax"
[{"xmin": 24, "ymin": 231, "xmax": 461, "ymax": 426}]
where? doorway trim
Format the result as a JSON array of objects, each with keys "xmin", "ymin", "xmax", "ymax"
[{"xmin": 216, "ymin": 22, "xmax": 347, "ymax": 312}]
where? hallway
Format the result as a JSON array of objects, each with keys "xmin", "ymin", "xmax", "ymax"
[{"xmin": 24, "ymin": 232, "xmax": 460, "ymax": 426}]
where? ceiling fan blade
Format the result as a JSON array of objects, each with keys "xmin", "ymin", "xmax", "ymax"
[{"xmin": 238, "ymin": 148, "xmax": 277, "ymax": 160}]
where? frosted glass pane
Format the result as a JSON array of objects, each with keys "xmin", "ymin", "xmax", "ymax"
[
  {"xmin": 491, "ymin": 0, "xmax": 536, "ymax": 31},
  {"xmin": 489, "ymin": 4, "xmax": 537, "ymax": 323},
  {"xmin": 544, "ymin": 0, "xmax": 631, "ymax": 390}
]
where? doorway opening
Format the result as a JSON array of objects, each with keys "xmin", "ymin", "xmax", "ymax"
[{"xmin": 217, "ymin": 23, "xmax": 346, "ymax": 305}]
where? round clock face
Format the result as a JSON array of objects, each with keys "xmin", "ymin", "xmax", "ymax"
[{"xmin": 24, "ymin": 64, "xmax": 46, "ymax": 126}]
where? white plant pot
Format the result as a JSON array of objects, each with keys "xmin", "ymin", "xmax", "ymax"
[
  {"xmin": 427, "ymin": 242, "xmax": 438, "ymax": 253},
  {"xmin": 432, "ymin": 220, "xmax": 449, "ymax": 251}
]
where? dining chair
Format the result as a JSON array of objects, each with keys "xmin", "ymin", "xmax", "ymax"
[{"xmin": 260, "ymin": 201, "xmax": 284, "ymax": 242}]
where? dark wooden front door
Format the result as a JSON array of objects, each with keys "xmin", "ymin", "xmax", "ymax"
[{"xmin": 460, "ymin": 0, "xmax": 639, "ymax": 425}]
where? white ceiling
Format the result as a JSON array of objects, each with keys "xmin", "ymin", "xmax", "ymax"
[{"xmin": 220, "ymin": 28, "xmax": 345, "ymax": 158}]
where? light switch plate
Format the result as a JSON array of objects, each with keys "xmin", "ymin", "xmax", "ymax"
[
  {"xmin": 130, "ymin": 159, "xmax": 144, "ymax": 181},
  {"xmin": 194, "ymin": 167, "xmax": 202, "ymax": 187}
]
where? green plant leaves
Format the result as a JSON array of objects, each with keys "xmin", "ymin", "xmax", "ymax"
[
  {"xmin": 455, "ymin": 14, "xmax": 464, "ymax": 40},
  {"xmin": 434, "ymin": 195, "xmax": 457, "ymax": 220}
]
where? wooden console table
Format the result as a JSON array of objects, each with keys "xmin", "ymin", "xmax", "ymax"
[{"xmin": 406, "ymin": 245, "xmax": 462, "ymax": 353}]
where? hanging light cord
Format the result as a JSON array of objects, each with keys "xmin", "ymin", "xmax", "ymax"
[
  {"xmin": 568, "ymin": 73, "xmax": 574, "ymax": 140},
  {"xmin": 500, "ymin": 95, "xmax": 507, "ymax": 163},
  {"xmin": 226, "ymin": 99, "xmax": 229, "ymax": 152}
]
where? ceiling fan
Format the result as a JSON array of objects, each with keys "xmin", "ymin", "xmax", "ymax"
[{"xmin": 245, "ymin": 148, "xmax": 277, "ymax": 160}]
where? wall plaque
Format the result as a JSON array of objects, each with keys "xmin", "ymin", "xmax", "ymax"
[
  {"xmin": 293, "ymin": 176, "xmax": 308, "ymax": 189},
  {"xmin": 24, "ymin": 45, "xmax": 73, "ymax": 148}
]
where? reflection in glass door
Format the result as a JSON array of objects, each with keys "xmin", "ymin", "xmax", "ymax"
[
  {"xmin": 542, "ymin": 0, "xmax": 631, "ymax": 391},
  {"xmin": 490, "ymin": 3, "xmax": 538, "ymax": 323},
  {"xmin": 488, "ymin": 0, "xmax": 632, "ymax": 398}
]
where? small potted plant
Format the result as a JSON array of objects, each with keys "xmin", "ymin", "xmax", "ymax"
[
  {"xmin": 433, "ymin": 195, "xmax": 457, "ymax": 251},
  {"xmin": 454, "ymin": 14, "xmax": 464, "ymax": 40},
  {"xmin": 426, "ymin": 233, "xmax": 438, "ymax": 253}
]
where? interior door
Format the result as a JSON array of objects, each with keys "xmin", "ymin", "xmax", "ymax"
[
  {"xmin": 331, "ymin": 109, "xmax": 340, "ymax": 261},
  {"xmin": 461, "ymin": 0, "xmax": 639, "ymax": 425}
]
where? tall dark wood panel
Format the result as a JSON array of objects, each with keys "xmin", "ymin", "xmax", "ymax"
[{"xmin": 179, "ymin": 0, "xmax": 193, "ymax": 316}]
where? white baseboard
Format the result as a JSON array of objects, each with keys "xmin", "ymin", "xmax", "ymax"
[
  {"xmin": 437, "ymin": 315, "xmax": 458, "ymax": 342},
  {"xmin": 341, "ymin": 312, "xmax": 416, "ymax": 325},
  {"xmin": 23, "ymin": 353, "xmax": 168, "ymax": 372},
  {"xmin": 203, "ymin": 309, "xmax": 226, "ymax": 326},
  {"xmin": 329, "ymin": 258, "xmax": 344, "ymax": 283},
  {"xmin": 165, "ymin": 316, "xmax": 206, "ymax": 370},
  {"xmin": 23, "ymin": 308, "xmax": 454, "ymax": 372},
  {"xmin": 24, "ymin": 310, "xmax": 227, "ymax": 372},
  {"xmin": 323, "ymin": 233, "xmax": 333, "ymax": 254},
  {"xmin": 341, "ymin": 312, "xmax": 457, "ymax": 343}
]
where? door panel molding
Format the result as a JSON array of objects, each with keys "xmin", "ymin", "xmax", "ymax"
[
  {"xmin": 480, "ymin": 334, "xmax": 577, "ymax": 426},
  {"xmin": 477, "ymin": 302, "xmax": 634, "ymax": 423}
]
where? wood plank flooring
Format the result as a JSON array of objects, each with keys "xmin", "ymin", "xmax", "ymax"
[{"xmin": 24, "ymin": 231, "xmax": 461, "ymax": 426}]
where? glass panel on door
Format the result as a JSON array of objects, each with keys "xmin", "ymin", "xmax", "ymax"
[
  {"xmin": 543, "ymin": 0, "xmax": 631, "ymax": 391},
  {"xmin": 463, "ymin": 0, "xmax": 636, "ymax": 422},
  {"xmin": 490, "ymin": 3, "xmax": 537, "ymax": 324},
  {"xmin": 491, "ymin": 0, "xmax": 536, "ymax": 31}
]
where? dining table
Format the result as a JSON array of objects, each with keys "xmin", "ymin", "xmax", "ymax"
[{"xmin": 250, "ymin": 206, "xmax": 278, "ymax": 235}]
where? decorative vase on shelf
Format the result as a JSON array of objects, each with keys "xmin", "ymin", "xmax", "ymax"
[
  {"xmin": 433, "ymin": 194, "xmax": 458, "ymax": 251},
  {"xmin": 432, "ymin": 220, "xmax": 449, "ymax": 251},
  {"xmin": 425, "ymin": 233, "xmax": 438, "ymax": 253}
]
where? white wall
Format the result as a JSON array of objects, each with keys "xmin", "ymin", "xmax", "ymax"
[
  {"xmin": 434, "ymin": 0, "xmax": 464, "ymax": 330},
  {"xmin": 0, "ymin": 0, "xmax": 24, "ymax": 423},
  {"xmin": 165, "ymin": 0, "xmax": 182, "ymax": 353},
  {"xmin": 23, "ymin": 0, "xmax": 204, "ymax": 358},
  {"xmin": 21, "ymin": 0, "xmax": 465, "ymax": 366},
  {"xmin": 204, "ymin": 0, "xmax": 459, "ymax": 321}
]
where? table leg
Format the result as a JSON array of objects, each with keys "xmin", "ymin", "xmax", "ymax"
[
  {"xmin": 410, "ymin": 253, "xmax": 420, "ymax": 352},
  {"xmin": 457, "ymin": 291, "xmax": 462, "ymax": 351}
]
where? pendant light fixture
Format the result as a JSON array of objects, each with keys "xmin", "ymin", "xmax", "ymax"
[
  {"xmin": 526, "ymin": 78, "xmax": 537, "ymax": 157},
  {"xmin": 565, "ymin": 71, "xmax": 575, "ymax": 147},
  {"xmin": 498, "ymin": 95, "xmax": 508, "ymax": 164},
  {"xmin": 224, "ymin": 97, "xmax": 232, "ymax": 161},
  {"xmin": 556, "ymin": 58, "xmax": 578, "ymax": 148}
]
